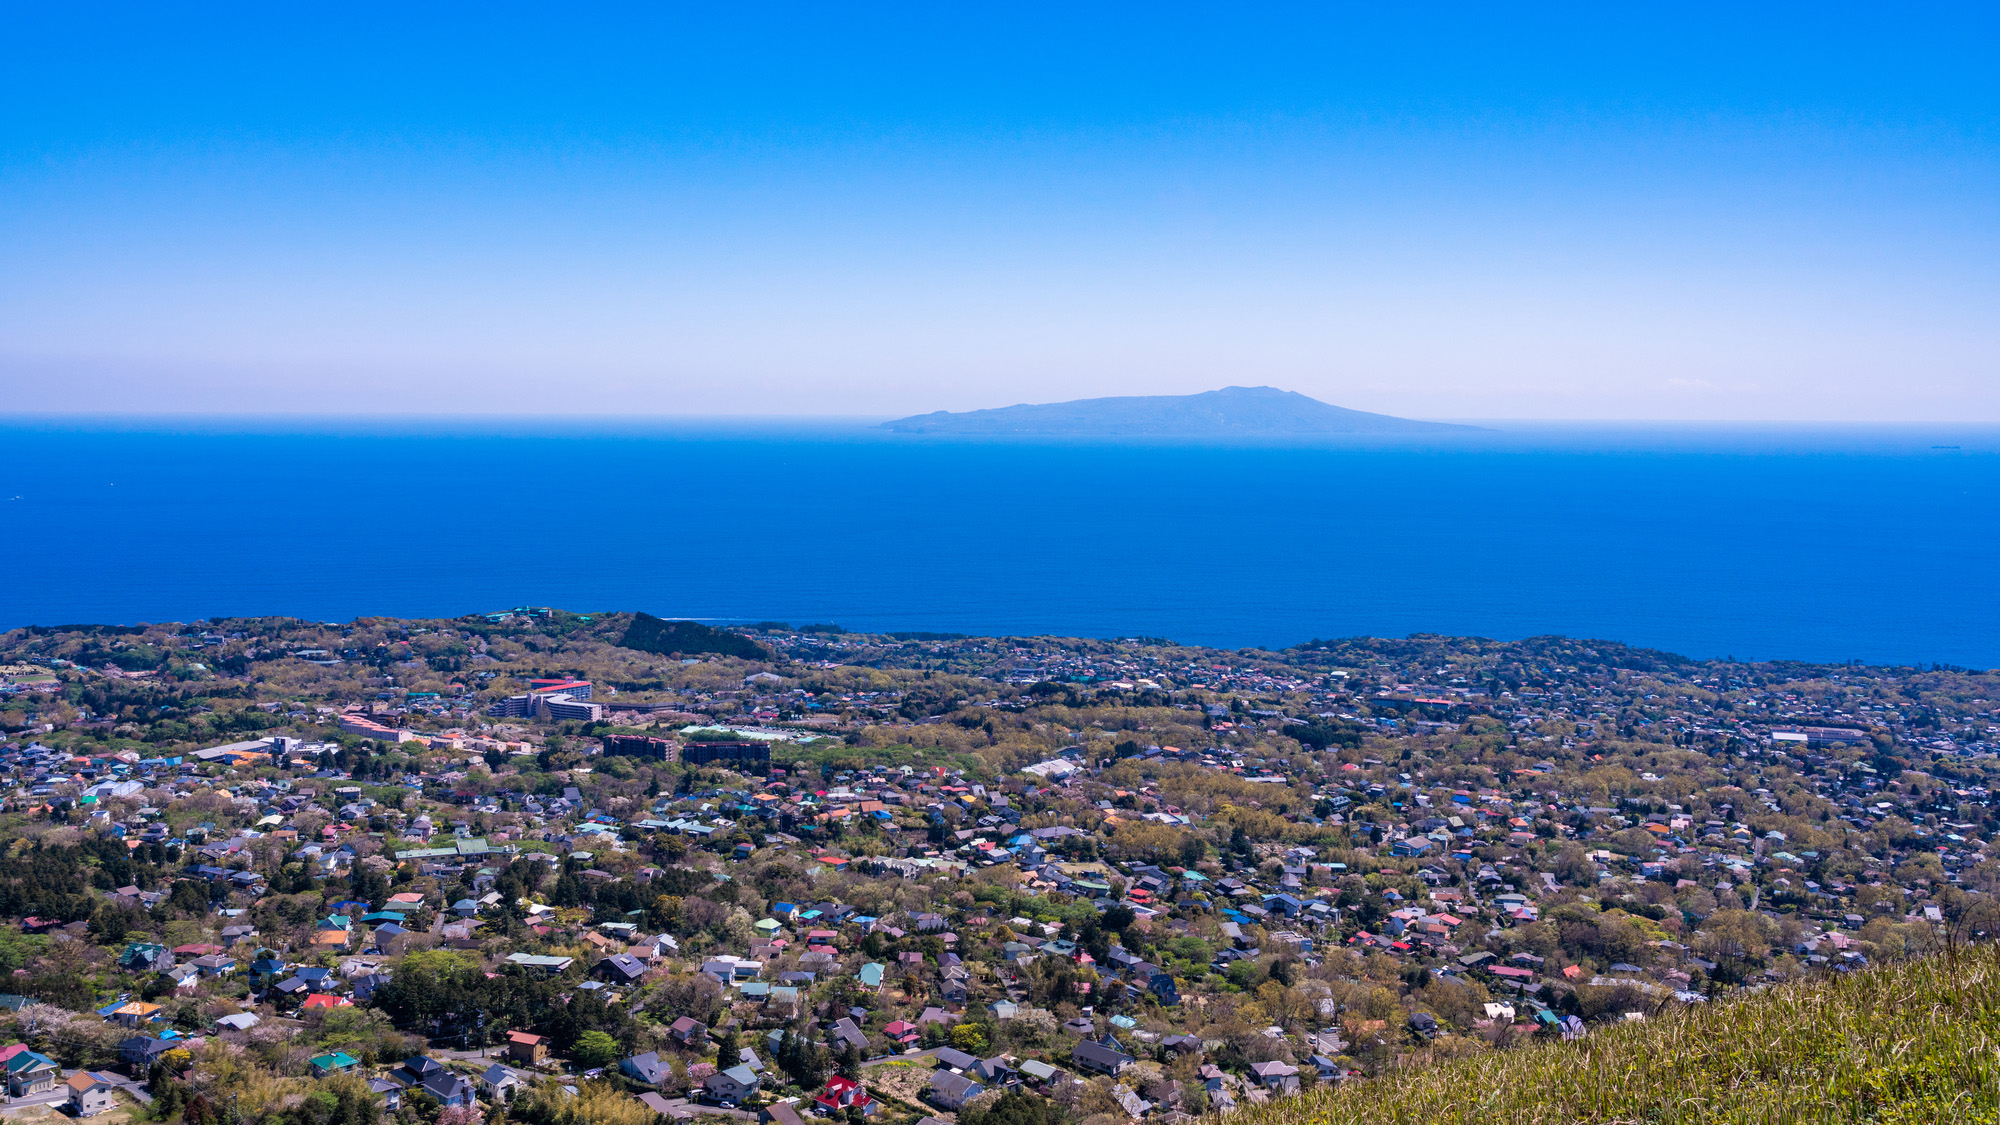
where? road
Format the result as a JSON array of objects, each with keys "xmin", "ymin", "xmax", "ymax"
[
  {"xmin": 103, "ymin": 1075, "xmax": 154, "ymax": 1106},
  {"xmin": 656, "ymin": 1099, "xmax": 758, "ymax": 1122}
]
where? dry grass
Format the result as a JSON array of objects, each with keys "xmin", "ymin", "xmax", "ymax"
[
  {"xmin": 1225, "ymin": 946, "xmax": 2000, "ymax": 1125},
  {"xmin": 866, "ymin": 1057, "xmax": 952, "ymax": 1115}
]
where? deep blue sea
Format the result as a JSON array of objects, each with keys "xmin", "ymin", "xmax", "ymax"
[{"xmin": 2, "ymin": 418, "xmax": 1996, "ymax": 668}]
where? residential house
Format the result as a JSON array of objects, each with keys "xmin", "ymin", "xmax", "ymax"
[
  {"xmin": 1071, "ymin": 1039, "xmax": 1135, "ymax": 1077},
  {"xmin": 4, "ymin": 1047, "xmax": 62, "ymax": 1095},
  {"xmin": 504, "ymin": 954, "xmax": 574, "ymax": 975},
  {"xmin": 968, "ymin": 1058, "xmax": 1016, "ymax": 1088},
  {"xmin": 350, "ymin": 973, "xmax": 392, "ymax": 1003},
  {"xmin": 593, "ymin": 954, "xmax": 648, "ymax": 986},
  {"xmin": 828, "ymin": 1020, "xmax": 869, "ymax": 1053},
  {"xmin": 506, "ymin": 1032, "xmax": 548, "ymax": 1066},
  {"xmin": 703, "ymin": 1065, "xmax": 761, "ymax": 1106},
  {"xmin": 621, "ymin": 1053, "xmax": 672, "ymax": 1086},
  {"xmin": 479, "ymin": 1064, "xmax": 525, "ymax": 1102},
  {"xmin": 668, "ymin": 1017, "xmax": 709, "ymax": 1047},
  {"xmin": 391, "ymin": 1056, "xmax": 445, "ymax": 1089},
  {"xmin": 813, "ymin": 1075, "xmax": 875, "ymax": 1117},
  {"xmin": 65, "ymin": 1071, "xmax": 118, "ymax": 1117},
  {"xmin": 118, "ymin": 1037, "xmax": 175, "ymax": 1076},
  {"xmin": 1249, "ymin": 1060, "xmax": 1300, "ymax": 1094},
  {"xmin": 763, "ymin": 1102, "xmax": 806, "ymax": 1125},
  {"xmin": 189, "ymin": 954, "xmax": 237, "ymax": 978},
  {"xmin": 414, "ymin": 1069, "xmax": 475, "ymax": 1108},
  {"xmin": 311, "ymin": 1054, "xmax": 360, "ymax": 1079},
  {"xmin": 119, "ymin": 943, "xmax": 174, "ymax": 974},
  {"xmin": 247, "ymin": 952, "xmax": 289, "ymax": 987},
  {"xmin": 105, "ymin": 1002, "xmax": 162, "ymax": 1030},
  {"xmin": 925, "ymin": 1072, "xmax": 983, "ymax": 1110},
  {"xmin": 931, "ymin": 1049, "xmax": 978, "ymax": 1073},
  {"xmin": 1016, "ymin": 1060, "xmax": 1064, "ymax": 1089}
]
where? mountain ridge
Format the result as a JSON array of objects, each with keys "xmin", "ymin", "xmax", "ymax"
[{"xmin": 880, "ymin": 385, "xmax": 1479, "ymax": 435}]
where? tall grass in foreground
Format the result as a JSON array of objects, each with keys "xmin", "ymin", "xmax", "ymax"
[{"xmin": 1227, "ymin": 947, "xmax": 2000, "ymax": 1125}]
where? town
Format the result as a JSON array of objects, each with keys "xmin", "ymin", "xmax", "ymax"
[{"xmin": 0, "ymin": 610, "xmax": 1994, "ymax": 1125}]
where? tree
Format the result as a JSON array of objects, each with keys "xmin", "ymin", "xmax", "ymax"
[
  {"xmin": 834, "ymin": 1041, "xmax": 862, "ymax": 1080},
  {"xmin": 573, "ymin": 1031, "xmax": 621, "ymax": 1070},
  {"xmin": 285, "ymin": 1074, "xmax": 380, "ymax": 1125},
  {"xmin": 776, "ymin": 1029, "xmax": 828, "ymax": 1090},
  {"xmin": 372, "ymin": 949, "xmax": 481, "ymax": 1036},
  {"xmin": 961, "ymin": 1089, "xmax": 1065, "ymax": 1125},
  {"xmin": 1178, "ymin": 835, "xmax": 1207, "ymax": 869}
]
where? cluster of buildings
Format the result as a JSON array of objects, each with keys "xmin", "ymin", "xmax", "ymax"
[{"xmin": 0, "ymin": 616, "xmax": 1995, "ymax": 1125}]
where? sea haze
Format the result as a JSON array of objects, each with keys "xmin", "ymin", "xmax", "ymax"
[{"xmin": 1, "ymin": 418, "xmax": 1995, "ymax": 667}]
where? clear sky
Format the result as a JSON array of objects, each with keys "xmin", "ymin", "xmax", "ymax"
[{"xmin": 3, "ymin": 4, "xmax": 1997, "ymax": 420}]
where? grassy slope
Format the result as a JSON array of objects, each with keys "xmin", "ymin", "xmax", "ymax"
[{"xmin": 1228, "ymin": 948, "xmax": 2000, "ymax": 1125}]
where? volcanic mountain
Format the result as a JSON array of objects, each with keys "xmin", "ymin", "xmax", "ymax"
[{"xmin": 880, "ymin": 386, "xmax": 1478, "ymax": 435}]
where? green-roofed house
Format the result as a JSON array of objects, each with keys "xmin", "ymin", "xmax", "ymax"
[
  {"xmin": 310, "ymin": 1053, "xmax": 359, "ymax": 1079},
  {"xmin": 5, "ymin": 1050, "xmax": 60, "ymax": 1095}
]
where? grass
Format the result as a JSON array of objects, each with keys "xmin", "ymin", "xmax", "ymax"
[{"xmin": 1226, "ymin": 946, "xmax": 2000, "ymax": 1125}]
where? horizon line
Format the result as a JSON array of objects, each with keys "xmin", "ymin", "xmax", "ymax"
[{"xmin": 5, "ymin": 411, "xmax": 2000, "ymax": 428}]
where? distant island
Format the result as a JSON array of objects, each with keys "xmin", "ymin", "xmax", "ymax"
[{"xmin": 881, "ymin": 385, "xmax": 1480, "ymax": 435}]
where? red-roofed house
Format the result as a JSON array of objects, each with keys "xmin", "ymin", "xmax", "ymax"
[{"xmin": 814, "ymin": 1076, "xmax": 875, "ymax": 1116}]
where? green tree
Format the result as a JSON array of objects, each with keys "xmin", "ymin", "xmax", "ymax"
[
  {"xmin": 573, "ymin": 1031, "xmax": 621, "ymax": 1070},
  {"xmin": 961, "ymin": 1090, "xmax": 1065, "ymax": 1125}
]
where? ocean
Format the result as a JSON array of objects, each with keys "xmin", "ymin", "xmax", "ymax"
[{"xmin": 2, "ymin": 417, "xmax": 1996, "ymax": 668}]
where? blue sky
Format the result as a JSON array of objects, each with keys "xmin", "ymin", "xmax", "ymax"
[{"xmin": 3, "ymin": 4, "xmax": 1997, "ymax": 418}]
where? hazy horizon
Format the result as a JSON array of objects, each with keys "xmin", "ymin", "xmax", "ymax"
[
  {"xmin": 8, "ymin": 409, "xmax": 2000, "ymax": 434},
  {"xmin": 5, "ymin": 6, "xmax": 1998, "ymax": 421}
]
